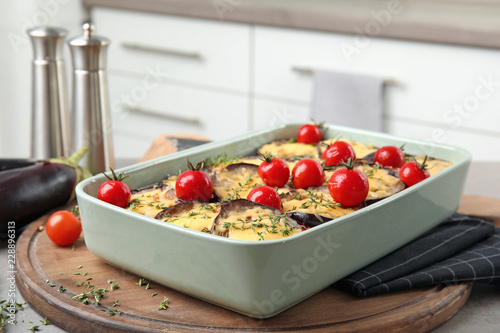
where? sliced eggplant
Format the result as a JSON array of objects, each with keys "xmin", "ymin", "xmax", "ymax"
[
  {"xmin": 258, "ymin": 140, "xmax": 318, "ymax": 160},
  {"xmin": 281, "ymin": 188, "xmax": 361, "ymax": 222},
  {"xmin": 212, "ymin": 163, "xmax": 262, "ymax": 201},
  {"xmin": 286, "ymin": 211, "xmax": 331, "ymax": 228},
  {"xmin": 212, "ymin": 199, "xmax": 301, "ymax": 241},
  {"xmin": 129, "ymin": 177, "xmax": 178, "ymax": 218},
  {"xmin": 359, "ymin": 151, "xmax": 375, "ymax": 164},
  {"xmin": 204, "ymin": 154, "xmax": 243, "ymax": 172},
  {"xmin": 155, "ymin": 201, "xmax": 220, "ymax": 233}
]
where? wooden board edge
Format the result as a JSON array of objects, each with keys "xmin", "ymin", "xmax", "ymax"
[{"xmin": 14, "ymin": 212, "xmax": 201, "ymax": 333}]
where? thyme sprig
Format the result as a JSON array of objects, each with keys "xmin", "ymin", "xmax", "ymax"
[
  {"xmin": 363, "ymin": 164, "xmax": 380, "ymax": 179},
  {"xmin": 301, "ymin": 190, "xmax": 340, "ymax": 210},
  {"xmin": 158, "ymin": 297, "xmax": 170, "ymax": 310}
]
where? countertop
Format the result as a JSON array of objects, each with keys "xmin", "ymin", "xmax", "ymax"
[
  {"xmin": 83, "ymin": 0, "xmax": 500, "ymax": 50},
  {"xmin": 1, "ymin": 160, "xmax": 500, "ymax": 332}
]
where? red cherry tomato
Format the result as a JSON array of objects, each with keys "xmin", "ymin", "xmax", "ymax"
[
  {"xmin": 175, "ymin": 161, "xmax": 214, "ymax": 202},
  {"xmin": 328, "ymin": 159, "xmax": 369, "ymax": 207},
  {"xmin": 258, "ymin": 155, "xmax": 290, "ymax": 188},
  {"xmin": 291, "ymin": 159, "xmax": 325, "ymax": 189},
  {"xmin": 399, "ymin": 157, "xmax": 430, "ymax": 187},
  {"xmin": 247, "ymin": 186, "xmax": 281, "ymax": 210},
  {"xmin": 98, "ymin": 181, "xmax": 131, "ymax": 208},
  {"xmin": 297, "ymin": 124, "xmax": 322, "ymax": 144},
  {"xmin": 97, "ymin": 169, "xmax": 132, "ymax": 208},
  {"xmin": 374, "ymin": 146, "xmax": 405, "ymax": 168},
  {"xmin": 321, "ymin": 141, "xmax": 356, "ymax": 166},
  {"xmin": 46, "ymin": 210, "xmax": 82, "ymax": 246}
]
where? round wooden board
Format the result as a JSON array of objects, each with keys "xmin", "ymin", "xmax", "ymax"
[{"xmin": 16, "ymin": 194, "xmax": 499, "ymax": 333}]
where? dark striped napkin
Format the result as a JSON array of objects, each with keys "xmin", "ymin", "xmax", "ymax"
[{"xmin": 335, "ymin": 213, "xmax": 500, "ymax": 297}]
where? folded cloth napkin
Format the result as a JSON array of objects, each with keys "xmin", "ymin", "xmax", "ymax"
[
  {"xmin": 335, "ymin": 213, "xmax": 500, "ymax": 297},
  {"xmin": 311, "ymin": 70, "xmax": 385, "ymax": 131}
]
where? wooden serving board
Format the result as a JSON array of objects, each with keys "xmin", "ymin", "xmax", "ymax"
[{"xmin": 15, "ymin": 194, "xmax": 500, "ymax": 333}]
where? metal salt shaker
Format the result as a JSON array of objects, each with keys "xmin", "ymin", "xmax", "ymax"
[
  {"xmin": 27, "ymin": 26, "xmax": 70, "ymax": 159},
  {"xmin": 68, "ymin": 23, "xmax": 115, "ymax": 175}
]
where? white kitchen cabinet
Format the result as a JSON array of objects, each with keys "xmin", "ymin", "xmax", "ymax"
[
  {"xmin": 108, "ymin": 73, "xmax": 250, "ymax": 158},
  {"xmin": 93, "ymin": 8, "xmax": 250, "ymax": 93}
]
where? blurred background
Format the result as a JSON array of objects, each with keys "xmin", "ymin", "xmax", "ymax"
[{"xmin": 2, "ymin": 0, "xmax": 500, "ymax": 163}]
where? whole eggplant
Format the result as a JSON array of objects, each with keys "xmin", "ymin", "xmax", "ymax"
[
  {"xmin": 0, "ymin": 147, "xmax": 92, "ymax": 235},
  {"xmin": 0, "ymin": 158, "xmax": 37, "ymax": 172}
]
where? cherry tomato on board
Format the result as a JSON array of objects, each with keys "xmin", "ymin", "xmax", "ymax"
[
  {"xmin": 399, "ymin": 156, "xmax": 430, "ymax": 187},
  {"xmin": 258, "ymin": 154, "xmax": 290, "ymax": 188},
  {"xmin": 321, "ymin": 141, "xmax": 356, "ymax": 166},
  {"xmin": 328, "ymin": 158, "xmax": 369, "ymax": 207},
  {"xmin": 291, "ymin": 159, "xmax": 325, "ymax": 189},
  {"xmin": 97, "ymin": 168, "xmax": 131, "ymax": 208},
  {"xmin": 175, "ymin": 161, "xmax": 214, "ymax": 202},
  {"xmin": 46, "ymin": 210, "xmax": 82, "ymax": 246},
  {"xmin": 247, "ymin": 185, "xmax": 281, "ymax": 210},
  {"xmin": 374, "ymin": 145, "xmax": 406, "ymax": 168},
  {"xmin": 297, "ymin": 123, "xmax": 323, "ymax": 144}
]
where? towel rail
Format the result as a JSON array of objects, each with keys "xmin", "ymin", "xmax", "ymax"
[{"xmin": 291, "ymin": 66, "xmax": 401, "ymax": 86}]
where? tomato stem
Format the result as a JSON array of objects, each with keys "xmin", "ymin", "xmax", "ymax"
[
  {"xmin": 310, "ymin": 118, "xmax": 325, "ymax": 130},
  {"xmin": 103, "ymin": 167, "xmax": 128, "ymax": 181},
  {"xmin": 419, "ymin": 155, "xmax": 429, "ymax": 171},
  {"xmin": 411, "ymin": 155, "xmax": 428, "ymax": 171},
  {"xmin": 187, "ymin": 160, "xmax": 205, "ymax": 171},
  {"xmin": 340, "ymin": 157, "xmax": 356, "ymax": 170},
  {"xmin": 259, "ymin": 153, "xmax": 275, "ymax": 163}
]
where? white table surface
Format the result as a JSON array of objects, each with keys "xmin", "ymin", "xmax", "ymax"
[{"xmin": 1, "ymin": 161, "xmax": 500, "ymax": 333}]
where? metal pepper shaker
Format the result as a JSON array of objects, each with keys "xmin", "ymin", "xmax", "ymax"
[
  {"xmin": 68, "ymin": 22, "xmax": 115, "ymax": 175},
  {"xmin": 27, "ymin": 26, "xmax": 70, "ymax": 159}
]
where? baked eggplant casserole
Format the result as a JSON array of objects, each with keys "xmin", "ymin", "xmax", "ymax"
[{"xmin": 128, "ymin": 138, "xmax": 452, "ymax": 241}]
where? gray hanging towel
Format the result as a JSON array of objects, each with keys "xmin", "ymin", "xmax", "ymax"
[{"xmin": 311, "ymin": 70, "xmax": 386, "ymax": 132}]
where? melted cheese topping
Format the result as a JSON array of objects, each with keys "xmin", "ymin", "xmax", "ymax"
[
  {"xmin": 281, "ymin": 189, "xmax": 358, "ymax": 219},
  {"xmin": 213, "ymin": 206, "xmax": 301, "ymax": 241},
  {"xmin": 158, "ymin": 202, "xmax": 220, "ymax": 232},
  {"xmin": 258, "ymin": 141, "xmax": 318, "ymax": 159},
  {"xmin": 212, "ymin": 165, "xmax": 263, "ymax": 201},
  {"xmin": 366, "ymin": 168, "xmax": 403, "ymax": 200},
  {"xmin": 161, "ymin": 175, "xmax": 178, "ymax": 188},
  {"xmin": 129, "ymin": 186, "xmax": 177, "ymax": 218}
]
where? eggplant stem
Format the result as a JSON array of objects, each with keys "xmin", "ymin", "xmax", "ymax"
[
  {"xmin": 49, "ymin": 146, "xmax": 88, "ymax": 167},
  {"xmin": 68, "ymin": 146, "xmax": 89, "ymax": 166},
  {"xmin": 48, "ymin": 147, "xmax": 93, "ymax": 199}
]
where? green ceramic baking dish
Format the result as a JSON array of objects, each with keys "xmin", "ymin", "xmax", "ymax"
[{"xmin": 75, "ymin": 123, "xmax": 471, "ymax": 318}]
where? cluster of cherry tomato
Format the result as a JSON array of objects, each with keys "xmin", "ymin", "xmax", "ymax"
[{"xmin": 292, "ymin": 123, "xmax": 429, "ymax": 208}]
